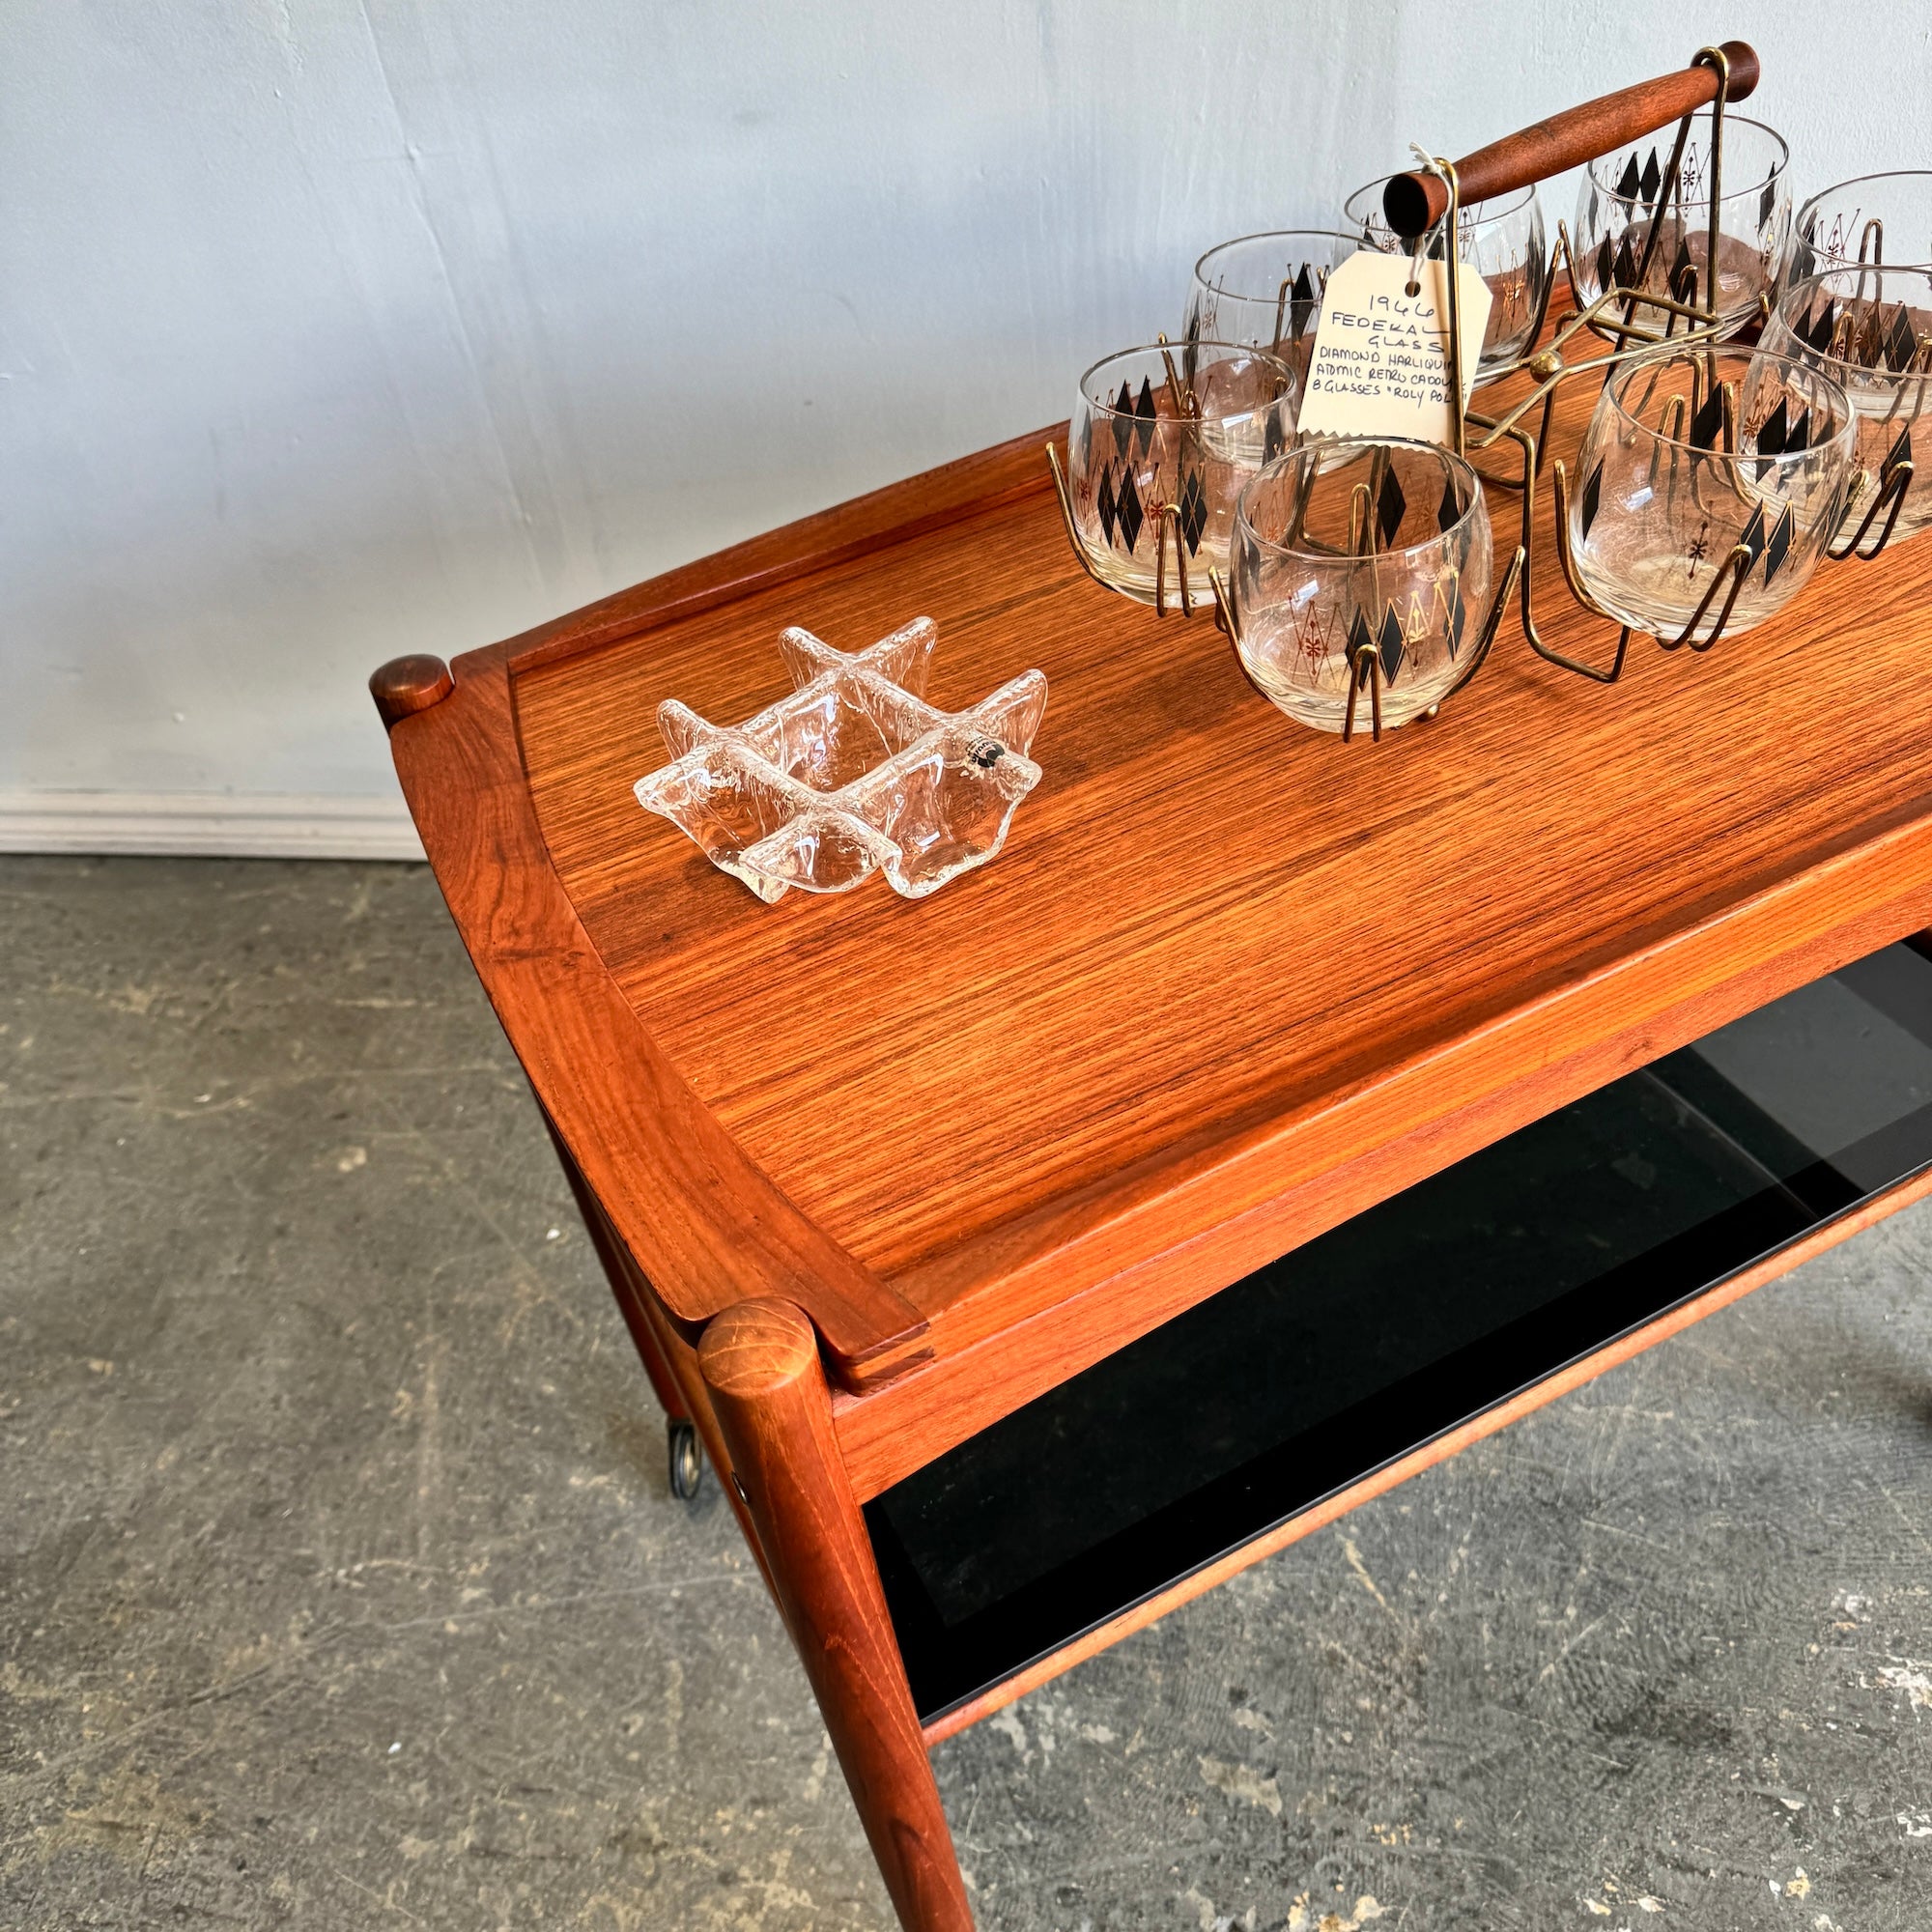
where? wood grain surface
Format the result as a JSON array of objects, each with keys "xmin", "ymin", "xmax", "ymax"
[
  {"xmin": 546, "ymin": 1109, "xmax": 692, "ymax": 1424},
  {"xmin": 382, "ymin": 643, "xmax": 931, "ymax": 1387},
  {"xmin": 832, "ymin": 852, "xmax": 1932, "ymax": 1497},
  {"xmin": 506, "ymin": 371, "xmax": 1932, "ymax": 1451}
]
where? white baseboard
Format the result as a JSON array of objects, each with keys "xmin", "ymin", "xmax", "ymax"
[{"xmin": 0, "ymin": 790, "xmax": 425, "ymax": 862}]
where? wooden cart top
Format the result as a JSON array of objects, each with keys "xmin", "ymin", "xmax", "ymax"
[{"xmin": 383, "ymin": 383, "xmax": 1932, "ymax": 1484}]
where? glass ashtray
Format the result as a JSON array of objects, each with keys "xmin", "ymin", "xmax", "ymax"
[{"xmin": 634, "ymin": 617, "xmax": 1048, "ymax": 903}]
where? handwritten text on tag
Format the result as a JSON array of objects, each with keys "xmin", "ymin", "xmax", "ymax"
[{"xmin": 1297, "ymin": 250, "xmax": 1492, "ymax": 448}]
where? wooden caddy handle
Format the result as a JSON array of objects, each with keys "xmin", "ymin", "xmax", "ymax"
[{"xmin": 1381, "ymin": 40, "xmax": 1760, "ymax": 238}]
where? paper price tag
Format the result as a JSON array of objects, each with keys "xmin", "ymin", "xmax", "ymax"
[{"xmin": 1297, "ymin": 250, "xmax": 1492, "ymax": 448}]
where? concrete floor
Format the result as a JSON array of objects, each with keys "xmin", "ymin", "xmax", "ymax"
[{"xmin": 3, "ymin": 855, "xmax": 1931, "ymax": 1931}]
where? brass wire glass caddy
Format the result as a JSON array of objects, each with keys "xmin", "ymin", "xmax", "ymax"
[{"xmin": 1050, "ymin": 41, "xmax": 1917, "ymax": 741}]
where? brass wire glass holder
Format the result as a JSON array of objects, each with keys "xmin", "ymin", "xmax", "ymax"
[
  {"xmin": 1208, "ymin": 436, "xmax": 1524, "ymax": 746},
  {"xmin": 1053, "ymin": 41, "xmax": 1911, "ymax": 729},
  {"xmin": 1207, "ymin": 542, "xmax": 1523, "ymax": 746},
  {"xmin": 1414, "ymin": 49, "xmax": 1909, "ymax": 687},
  {"xmin": 1047, "ymin": 335, "xmax": 1293, "ymax": 621},
  {"xmin": 1578, "ymin": 44, "xmax": 1736, "ymax": 350},
  {"xmin": 1829, "ymin": 458, "xmax": 1915, "ymax": 561}
]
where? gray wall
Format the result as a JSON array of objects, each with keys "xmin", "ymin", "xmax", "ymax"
[{"xmin": 3, "ymin": 2, "xmax": 1921, "ymax": 846}]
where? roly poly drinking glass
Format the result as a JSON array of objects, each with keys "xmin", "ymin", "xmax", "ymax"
[
  {"xmin": 1183, "ymin": 231, "xmax": 1358, "ymax": 384},
  {"xmin": 1791, "ymin": 172, "xmax": 1932, "ymax": 279},
  {"xmin": 1342, "ymin": 179, "xmax": 1548, "ymax": 375},
  {"xmin": 1228, "ymin": 438, "xmax": 1492, "ymax": 736},
  {"xmin": 1064, "ymin": 340, "xmax": 1298, "ymax": 611},
  {"xmin": 1570, "ymin": 115, "xmax": 1791, "ymax": 339},
  {"xmin": 1762, "ymin": 265, "xmax": 1932, "ymax": 545},
  {"xmin": 1564, "ymin": 347, "xmax": 1857, "ymax": 640}
]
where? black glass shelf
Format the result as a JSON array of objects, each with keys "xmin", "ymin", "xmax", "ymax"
[{"xmin": 867, "ymin": 941, "xmax": 1932, "ymax": 1725}]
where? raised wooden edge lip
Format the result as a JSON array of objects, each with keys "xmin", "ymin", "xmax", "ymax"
[
  {"xmin": 827, "ymin": 853, "xmax": 1932, "ymax": 1503},
  {"xmin": 380, "ymin": 639, "xmax": 929, "ymax": 1390},
  {"xmin": 501, "ymin": 421, "xmax": 1066, "ymax": 679},
  {"xmin": 918, "ymin": 1155, "xmax": 1932, "ymax": 1745},
  {"xmin": 896, "ymin": 801, "xmax": 1932, "ymax": 1324},
  {"xmin": 370, "ymin": 653, "xmax": 455, "ymax": 730},
  {"xmin": 416, "ymin": 389, "xmax": 1932, "ymax": 1428}
]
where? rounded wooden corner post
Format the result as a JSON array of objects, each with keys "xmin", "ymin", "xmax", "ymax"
[
  {"xmin": 370, "ymin": 654, "xmax": 455, "ymax": 730},
  {"xmin": 699, "ymin": 1301, "xmax": 974, "ymax": 1932}
]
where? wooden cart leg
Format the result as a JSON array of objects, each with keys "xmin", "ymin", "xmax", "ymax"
[
  {"xmin": 700, "ymin": 1299, "xmax": 974, "ymax": 1932},
  {"xmin": 543, "ymin": 1113, "xmax": 710, "ymax": 1498}
]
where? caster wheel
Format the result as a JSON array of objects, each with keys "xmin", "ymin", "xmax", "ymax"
[{"xmin": 668, "ymin": 1419, "xmax": 704, "ymax": 1502}]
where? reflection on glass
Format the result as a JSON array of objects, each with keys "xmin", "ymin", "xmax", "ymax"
[
  {"xmin": 1570, "ymin": 115, "xmax": 1791, "ymax": 340},
  {"xmin": 1231, "ymin": 438, "xmax": 1492, "ymax": 734},
  {"xmin": 1791, "ymin": 171, "xmax": 1932, "ymax": 279},
  {"xmin": 1066, "ymin": 341, "xmax": 1297, "ymax": 609},
  {"xmin": 1567, "ymin": 347, "xmax": 1855, "ymax": 639},
  {"xmin": 1763, "ymin": 264, "xmax": 1932, "ymax": 545},
  {"xmin": 1184, "ymin": 230, "xmax": 1358, "ymax": 386},
  {"xmin": 1343, "ymin": 178, "xmax": 1548, "ymax": 373}
]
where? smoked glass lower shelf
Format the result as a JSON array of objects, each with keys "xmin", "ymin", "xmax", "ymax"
[{"xmin": 866, "ymin": 940, "xmax": 1932, "ymax": 1725}]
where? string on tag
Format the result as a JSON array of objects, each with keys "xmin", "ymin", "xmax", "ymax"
[
  {"xmin": 1405, "ymin": 144, "xmax": 1452, "ymax": 299},
  {"xmin": 1408, "ymin": 145, "xmax": 1469, "ymax": 456}
]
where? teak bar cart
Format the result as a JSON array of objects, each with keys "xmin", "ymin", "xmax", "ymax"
[{"xmin": 371, "ymin": 142, "xmax": 1932, "ymax": 1932}]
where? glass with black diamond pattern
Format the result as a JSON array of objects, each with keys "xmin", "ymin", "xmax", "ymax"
[
  {"xmin": 1762, "ymin": 266, "xmax": 1932, "ymax": 546},
  {"xmin": 1229, "ymin": 438, "xmax": 1492, "ymax": 735},
  {"xmin": 1183, "ymin": 231, "xmax": 1357, "ymax": 387},
  {"xmin": 1066, "ymin": 341, "xmax": 1298, "ymax": 610},
  {"xmin": 1342, "ymin": 181, "xmax": 1548, "ymax": 375},
  {"xmin": 1790, "ymin": 173, "xmax": 1932, "ymax": 281},
  {"xmin": 1570, "ymin": 116, "xmax": 1791, "ymax": 340},
  {"xmin": 1566, "ymin": 347, "xmax": 1857, "ymax": 639}
]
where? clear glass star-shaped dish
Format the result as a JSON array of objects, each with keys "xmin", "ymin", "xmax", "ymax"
[{"xmin": 633, "ymin": 618, "xmax": 1048, "ymax": 903}]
